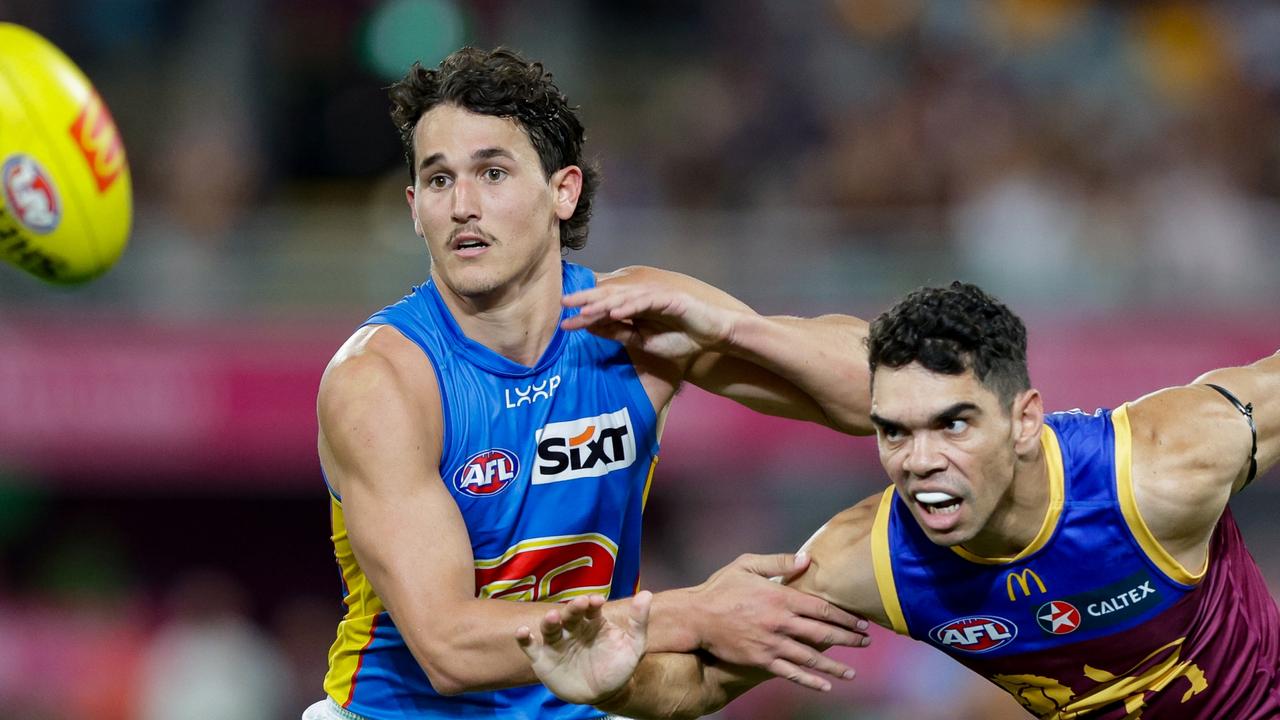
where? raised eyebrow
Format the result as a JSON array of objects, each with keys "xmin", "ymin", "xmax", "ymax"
[
  {"xmin": 472, "ymin": 147, "xmax": 515, "ymax": 162},
  {"xmin": 419, "ymin": 152, "xmax": 445, "ymax": 175},
  {"xmin": 419, "ymin": 148, "xmax": 514, "ymax": 175}
]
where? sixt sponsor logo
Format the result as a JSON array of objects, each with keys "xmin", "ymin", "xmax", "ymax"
[
  {"xmin": 533, "ymin": 408, "xmax": 636, "ymax": 485},
  {"xmin": 2, "ymin": 155, "xmax": 60, "ymax": 234},
  {"xmin": 930, "ymin": 615, "xmax": 1018, "ymax": 653},
  {"xmin": 1035, "ymin": 600, "xmax": 1082, "ymax": 635},
  {"xmin": 452, "ymin": 448, "xmax": 519, "ymax": 497},
  {"xmin": 505, "ymin": 375, "xmax": 560, "ymax": 409},
  {"xmin": 1086, "ymin": 581, "xmax": 1157, "ymax": 618},
  {"xmin": 68, "ymin": 91, "xmax": 126, "ymax": 193}
]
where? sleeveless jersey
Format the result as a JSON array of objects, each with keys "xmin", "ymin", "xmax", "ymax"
[
  {"xmin": 322, "ymin": 261, "xmax": 661, "ymax": 719},
  {"xmin": 873, "ymin": 406, "xmax": 1279, "ymax": 718}
]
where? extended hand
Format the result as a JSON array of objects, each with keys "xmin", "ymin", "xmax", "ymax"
[
  {"xmin": 562, "ymin": 281, "xmax": 738, "ymax": 361},
  {"xmin": 688, "ymin": 552, "xmax": 869, "ymax": 691},
  {"xmin": 516, "ymin": 592, "xmax": 652, "ymax": 706}
]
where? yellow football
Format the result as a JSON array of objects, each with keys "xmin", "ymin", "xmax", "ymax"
[{"xmin": 0, "ymin": 22, "xmax": 131, "ymax": 284}]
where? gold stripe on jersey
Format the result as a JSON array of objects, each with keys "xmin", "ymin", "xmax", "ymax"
[
  {"xmin": 871, "ymin": 486, "xmax": 909, "ymax": 635},
  {"xmin": 952, "ymin": 424, "xmax": 1065, "ymax": 565},
  {"xmin": 640, "ymin": 455, "xmax": 659, "ymax": 511},
  {"xmin": 323, "ymin": 495, "xmax": 387, "ymax": 706},
  {"xmin": 635, "ymin": 455, "xmax": 660, "ymax": 596},
  {"xmin": 1112, "ymin": 404, "xmax": 1207, "ymax": 586}
]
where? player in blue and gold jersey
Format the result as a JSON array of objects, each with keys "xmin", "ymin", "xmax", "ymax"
[
  {"xmin": 304, "ymin": 48, "xmax": 877, "ymax": 720},
  {"xmin": 520, "ymin": 281, "xmax": 1279, "ymax": 719}
]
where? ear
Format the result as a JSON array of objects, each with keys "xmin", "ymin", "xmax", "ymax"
[
  {"xmin": 1011, "ymin": 389, "xmax": 1045, "ymax": 457},
  {"xmin": 405, "ymin": 184, "xmax": 424, "ymax": 238},
  {"xmin": 550, "ymin": 165, "xmax": 583, "ymax": 221}
]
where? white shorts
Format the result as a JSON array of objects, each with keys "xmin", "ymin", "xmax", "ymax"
[
  {"xmin": 302, "ymin": 698, "xmax": 630, "ymax": 720},
  {"xmin": 301, "ymin": 699, "xmax": 368, "ymax": 720}
]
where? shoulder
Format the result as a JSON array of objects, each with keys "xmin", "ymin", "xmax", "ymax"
[
  {"xmin": 1125, "ymin": 383, "xmax": 1249, "ymax": 486},
  {"xmin": 802, "ymin": 493, "xmax": 881, "ymax": 555},
  {"xmin": 318, "ymin": 325, "xmax": 442, "ymax": 435},
  {"xmin": 791, "ymin": 493, "xmax": 886, "ymax": 622},
  {"xmin": 1122, "ymin": 383, "xmax": 1246, "ymax": 563}
]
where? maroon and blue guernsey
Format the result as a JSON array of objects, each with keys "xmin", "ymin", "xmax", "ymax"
[{"xmin": 871, "ymin": 406, "xmax": 1279, "ymax": 718}]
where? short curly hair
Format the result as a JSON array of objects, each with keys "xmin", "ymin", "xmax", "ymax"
[
  {"xmin": 389, "ymin": 47, "xmax": 598, "ymax": 251},
  {"xmin": 867, "ymin": 282, "xmax": 1030, "ymax": 406}
]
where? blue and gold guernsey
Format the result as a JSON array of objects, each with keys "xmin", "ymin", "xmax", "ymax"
[
  {"xmin": 874, "ymin": 407, "xmax": 1280, "ymax": 718},
  {"xmin": 322, "ymin": 261, "xmax": 661, "ymax": 720}
]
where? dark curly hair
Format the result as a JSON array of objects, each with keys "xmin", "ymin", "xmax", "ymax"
[
  {"xmin": 388, "ymin": 47, "xmax": 598, "ymax": 251},
  {"xmin": 867, "ymin": 282, "xmax": 1030, "ymax": 407}
]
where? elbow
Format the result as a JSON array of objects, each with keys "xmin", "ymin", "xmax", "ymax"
[
  {"xmin": 411, "ymin": 642, "xmax": 475, "ymax": 696},
  {"xmin": 427, "ymin": 676, "xmax": 467, "ymax": 697}
]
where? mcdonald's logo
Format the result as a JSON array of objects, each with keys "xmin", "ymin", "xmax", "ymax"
[
  {"xmin": 68, "ymin": 92, "xmax": 126, "ymax": 193},
  {"xmin": 1006, "ymin": 568, "xmax": 1047, "ymax": 601}
]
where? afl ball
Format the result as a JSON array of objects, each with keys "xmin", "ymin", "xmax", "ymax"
[{"xmin": 0, "ymin": 23, "xmax": 131, "ymax": 284}]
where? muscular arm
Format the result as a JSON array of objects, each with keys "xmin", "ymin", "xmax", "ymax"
[
  {"xmin": 1126, "ymin": 350, "xmax": 1280, "ymax": 573},
  {"xmin": 570, "ymin": 266, "xmax": 873, "ymax": 435},
  {"xmin": 320, "ymin": 326, "xmax": 557, "ymax": 693},
  {"xmin": 538, "ymin": 496, "xmax": 888, "ymax": 719},
  {"xmin": 688, "ymin": 312, "xmax": 872, "ymax": 435},
  {"xmin": 320, "ymin": 326, "xmax": 868, "ymax": 695}
]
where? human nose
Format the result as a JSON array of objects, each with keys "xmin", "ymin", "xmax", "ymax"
[
  {"xmin": 451, "ymin": 178, "xmax": 481, "ymax": 223},
  {"xmin": 902, "ymin": 433, "xmax": 947, "ymax": 478}
]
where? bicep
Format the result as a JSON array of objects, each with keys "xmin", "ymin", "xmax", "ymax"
[
  {"xmin": 788, "ymin": 497, "xmax": 887, "ymax": 627},
  {"xmin": 318, "ymin": 353, "xmax": 476, "ymax": 638},
  {"xmin": 1193, "ymin": 351, "xmax": 1280, "ymax": 481},
  {"xmin": 1126, "ymin": 354, "xmax": 1279, "ymax": 557}
]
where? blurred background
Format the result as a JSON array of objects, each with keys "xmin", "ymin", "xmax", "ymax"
[{"xmin": 1, "ymin": 0, "xmax": 1278, "ymax": 718}]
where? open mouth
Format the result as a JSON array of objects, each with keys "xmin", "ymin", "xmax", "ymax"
[
  {"xmin": 914, "ymin": 491, "xmax": 963, "ymax": 516},
  {"xmin": 450, "ymin": 230, "xmax": 493, "ymax": 254}
]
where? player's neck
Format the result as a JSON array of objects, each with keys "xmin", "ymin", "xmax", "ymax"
[
  {"xmin": 435, "ymin": 253, "xmax": 564, "ymax": 367},
  {"xmin": 963, "ymin": 446, "xmax": 1052, "ymax": 559}
]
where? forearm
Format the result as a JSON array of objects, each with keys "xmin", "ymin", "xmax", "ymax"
[
  {"xmin": 609, "ymin": 587, "xmax": 699, "ymax": 654},
  {"xmin": 722, "ymin": 312, "xmax": 873, "ymax": 435},
  {"xmin": 399, "ymin": 597, "xmax": 552, "ymax": 694},
  {"xmin": 596, "ymin": 652, "xmax": 765, "ymax": 720},
  {"xmin": 404, "ymin": 588, "xmax": 702, "ymax": 695}
]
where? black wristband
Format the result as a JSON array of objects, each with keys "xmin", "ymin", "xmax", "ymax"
[{"xmin": 1205, "ymin": 383, "xmax": 1258, "ymax": 488}]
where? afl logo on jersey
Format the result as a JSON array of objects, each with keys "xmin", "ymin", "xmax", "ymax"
[
  {"xmin": 1036, "ymin": 601, "xmax": 1082, "ymax": 635},
  {"xmin": 3, "ymin": 155, "xmax": 61, "ymax": 234},
  {"xmin": 930, "ymin": 615, "xmax": 1017, "ymax": 653},
  {"xmin": 452, "ymin": 448, "xmax": 520, "ymax": 497}
]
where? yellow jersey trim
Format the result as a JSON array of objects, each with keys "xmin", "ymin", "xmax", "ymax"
[
  {"xmin": 1112, "ymin": 404, "xmax": 1206, "ymax": 585},
  {"xmin": 871, "ymin": 486, "xmax": 909, "ymax": 635},
  {"xmin": 641, "ymin": 455, "xmax": 658, "ymax": 511},
  {"xmin": 952, "ymin": 424, "xmax": 1065, "ymax": 565},
  {"xmin": 323, "ymin": 495, "xmax": 388, "ymax": 706}
]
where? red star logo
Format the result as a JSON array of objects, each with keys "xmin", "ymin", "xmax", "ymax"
[{"xmin": 1036, "ymin": 601, "xmax": 1081, "ymax": 635}]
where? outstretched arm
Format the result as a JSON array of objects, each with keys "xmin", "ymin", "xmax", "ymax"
[
  {"xmin": 1126, "ymin": 349, "xmax": 1280, "ymax": 572},
  {"xmin": 520, "ymin": 496, "xmax": 887, "ymax": 718},
  {"xmin": 568, "ymin": 266, "xmax": 873, "ymax": 435},
  {"xmin": 518, "ymin": 592, "xmax": 793, "ymax": 720}
]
